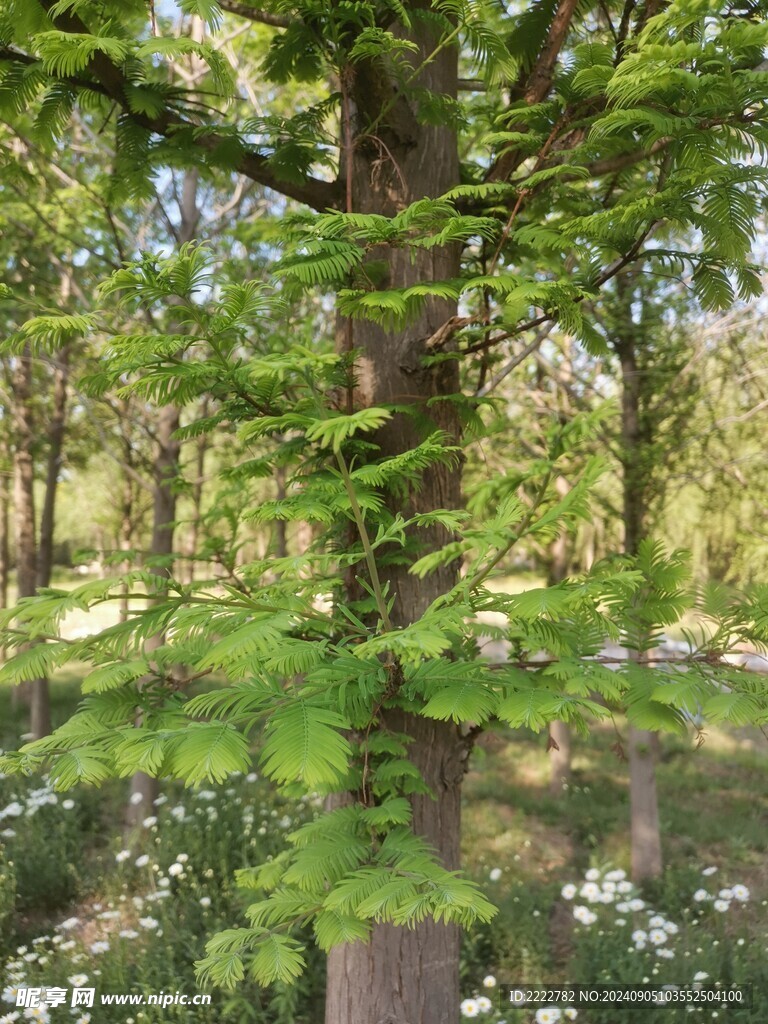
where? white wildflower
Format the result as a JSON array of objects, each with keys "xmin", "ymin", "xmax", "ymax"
[
  {"xmin": 573, "ymin": 906, "xmax": 597, "ymax": 925},
  {"xmin": 579, "ymin": 882, "xmax": 601, "ymax": 902},
  {"xmin": 535, "ymin": 1009, "xmax": 562, "ymax": 1024}
]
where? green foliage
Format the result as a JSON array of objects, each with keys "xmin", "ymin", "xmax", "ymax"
[
  {"xmin": 1, "ymin": 246, "xmax": 767, "ymax": 992},
  {"xmin": 2, "ymin": 0, "xmax": 768, "ymax": 1004}
]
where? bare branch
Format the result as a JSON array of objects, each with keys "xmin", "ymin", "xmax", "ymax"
[
  {"xmin": 217, "ymin": 1, "xmax": 293, "ymax": 28},
  {"xmin": 475, "ymin": 325, "xmax": 553, "ymax": 397}
]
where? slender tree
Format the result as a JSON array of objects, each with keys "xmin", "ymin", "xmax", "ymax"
[{"xmin": 2, "ymin": 3, "xmax": 768, "ymax": 1021}]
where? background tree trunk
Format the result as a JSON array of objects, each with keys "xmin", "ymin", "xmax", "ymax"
[
  {"xmin": 548, "ymin": 719, "xmax": 572, "ymax": 796},
  {"xmin": 547, "ymin": 478, "xmax": 573, "ymax": 795},
  {"xmin": 128, "ymin": 168, "xmax": 196, "ymax": 822},
  {"xmin": 628, "ymin": 724, "xmax": 662, "ymax": 880},
  {"xmin": 325, "ymin": 23, "xmax": 465, "ymax": 1024},
  {"xmin": 616, "ymin": 286, "xmax": 663, "ymax": 883},
  {"xmin": 186, "ymin": 396, "xmax": 209, "ymax": 581},
  {"xmin": 0, "ymin": 446, "xmax": 10, "ymax": 661},
  {"xmin": 11, "ymin": 345, "xmax": 48, "ymax": 735},
  {"xmin": 24, "ymin": 343, "xmax": 71, "ymax": 738}
]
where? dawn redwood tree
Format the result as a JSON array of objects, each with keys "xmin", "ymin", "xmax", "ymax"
[{"xmin": 2, "ymin": 2, "xmax": 768, "ymax": 1022}]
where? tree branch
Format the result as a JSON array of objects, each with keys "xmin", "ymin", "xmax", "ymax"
[
  {"xmin": 487, "ymin": 0, "xmax": 580, "ymax": 183},
  {"xmin": 9, "ymin": 4, "xmax": 340, "ymax": 211},
  {"xmin": 217, "ymin": 1, "xmax": 294, "ymax": 27}
]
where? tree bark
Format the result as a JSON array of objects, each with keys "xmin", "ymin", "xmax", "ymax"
[
  {"xmin": 186, "ymin": 396, "xmax": 209, "ymax": 581},
  {"xmin": 0, "ymin": 444, "xmax": 10, "ymax": 661},
  {"xmin": 325, "ymin": 22, "xmax": 465, "ymax": 1024},
  {"xmin": 128, "ymin": 401, "xmax": 181, "ymax": 822},
  {"xmin": 274, "ymin": 460, "xmax": 288, "ymax": 560},
  {"xmin": 11, "ymin": 346, "xmax": 50, "ymax": 736},
  {"xmin": 22, "ymin": 343, "xmax": 71, "ymax": 739},
  {"xmin": 37, "ymin": 345, "xmax": 70, "ymax": 590},
  {"xmin": 548, "ymin": 718, "xmax": 572, "ymax": 795},
  {"xmin": 615, "ymin": 282, "xmax": 663, "ymax": 883},
  {"xmin": 628, "ymin": 725, "xmax": 662, "ymax": 881},
  {"xmin": 129, "ymin": 166, "xmax": 196, "ymax": 822},
  {"xmin": 546, "ymin": 477, "xmax": 573, "ymax": 795},
  {"xmin": 326, "ymin": 718, "xmax": 465, "ymax": 1024}
]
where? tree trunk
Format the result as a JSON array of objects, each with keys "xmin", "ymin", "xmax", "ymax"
[
  {"xmin": 129, "ymin": 167, "xmax": 196, "ymax": 822},
  {"xmin": 326, "ymin": 717, "xmax": 464, "ymax": 1024},
  {"xmin": 11, "ymin": 346, "xmax": 49, "ymax": 735},
  {"xmin": 119, "ymin": 470, "xmax": 134, "ymax": 623},
  {"xmin": 616, "ymin": 289, "xmax": 663, "ymax": 883},
  {"xmin": 548, "ymin": 718, "xmax": 572, "ymax": 796},
  {"xmin": 186, "ymin": 396, "xmax": 209, "ymax": 581},
  {"xmin": 547, "ymin": 478, "xmax": 572, "ymax": 795},
  {"xmin": 128, "ymin": 400, "xmax": 180, "ymax": 821},
  {"xmin": 274, "ymin": 460, "xmax": 288, "ymax": 560},
  {"xmin": 12, "ymin": 349, "xmax": 37, "ymax": 601},
  {"xmin": 628, "ymin": 725, "xmax": 662, "ymax": 881},
  {"xmin": 0, "ymin": 448, "xmax": 10, "ymax": 661},
  {"xmin": 325, "ymin": 23, "xmax": 464, "ymax": 1024},
  {"xmin": 22, "ymin": 344, "xmax": 71, "ymax": 738},
  {"xmin": 37, "ymin": 345, "xmax": 70, "ymax": 590}
]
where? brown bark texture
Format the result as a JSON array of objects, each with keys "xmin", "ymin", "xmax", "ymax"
[
  {"xmin": 325, "ymin": 19, "xmax": 467, "ymax": 1024},
  {"xmin": 616, "ymin": 286, "xmax": 663, "ymax": 882}
]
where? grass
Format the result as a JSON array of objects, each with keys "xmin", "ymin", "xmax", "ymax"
[
  {"xmin": 1, "ymin": 596, "xmax": 766, "ymax": 1021},
  {"xmin": 462, "ymin": 717, "xmax": 768, "ymax": 899}
]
